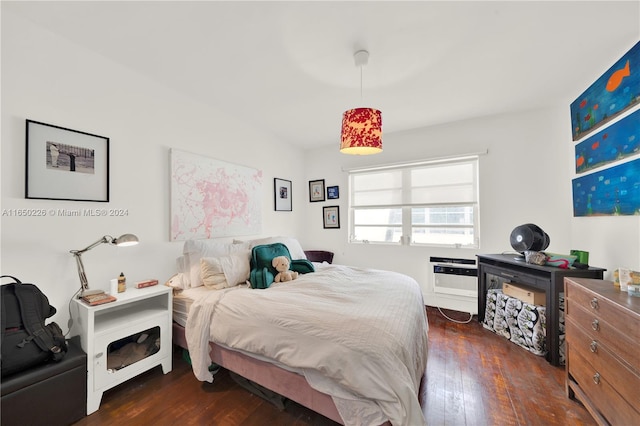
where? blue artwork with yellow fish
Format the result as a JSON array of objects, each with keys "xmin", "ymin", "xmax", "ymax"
[
  {"xmin": 572, "ymin": 158, "xmax": 640, "ymax": 216},
  {"xmin": 570, "ymin": 41, "xmax": 640, "ymax": 141},
  {"xmin": 575, "ymin": 109, "xmax": 640, "ymax": 173}
]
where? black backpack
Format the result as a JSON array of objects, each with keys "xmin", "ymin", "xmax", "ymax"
[{"xmin": 1, "ymin": 275, "xmax": 68, "ymax": 377}]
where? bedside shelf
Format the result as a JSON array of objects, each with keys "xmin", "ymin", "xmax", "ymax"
[
  {"xmin": 94, "ymin": 304, "xmax": 168, "ymax": 334},
  {"xmin": 72, "ymin": 285, "xmax": 172, "ymax": 414}
]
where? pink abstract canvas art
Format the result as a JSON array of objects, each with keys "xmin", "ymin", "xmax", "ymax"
[{"xmin": 170, "ymin": 149, "xmax": 262, "ymax": 241}]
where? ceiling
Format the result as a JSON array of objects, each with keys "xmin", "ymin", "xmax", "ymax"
[{"xmin": 4, "ymin": 1, "xmax": 640, "ymax": 149}]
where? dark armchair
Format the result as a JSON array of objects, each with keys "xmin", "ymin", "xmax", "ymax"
[{"xmin": 304, "ymin": 250, "xmax": 334, "ymax": 264}]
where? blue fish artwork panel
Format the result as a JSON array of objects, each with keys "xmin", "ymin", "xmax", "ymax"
[
  {"xmin": 572, "ymin": 158, "xmax": 640, "ymax": 217},
  {"xmin": 575, "ymin": 109, "xmax": 640, "ymax": 174},
  {"xmin": 570, "ymin": 41, "xmax": 640, "ymax": 141}
]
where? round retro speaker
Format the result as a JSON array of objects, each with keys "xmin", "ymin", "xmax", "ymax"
[{"xmin": 510, "ymin": 223, "xmax": 550, "ymax": 253}]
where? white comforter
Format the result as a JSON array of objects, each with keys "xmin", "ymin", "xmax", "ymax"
[{"xmin": 186, "ymin": 264, "xmax": 429, "ymax": 426}]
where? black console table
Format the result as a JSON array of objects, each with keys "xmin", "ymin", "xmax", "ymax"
[{"xmin": 477, "ymin": 254, "xmax": 605, "ymax": 366}]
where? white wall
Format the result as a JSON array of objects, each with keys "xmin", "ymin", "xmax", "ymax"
[
  {"xmin": 1, "ymin": 11, "xmax": 306, "ymax": 330},
  {"xmin": 302, "ymin": 104, "xmax": 640, "ymax": 312}
]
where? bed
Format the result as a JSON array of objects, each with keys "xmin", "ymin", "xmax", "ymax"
[{"xmin": 169, "ymin": 237, "xmax": 429, "ymax": 426}]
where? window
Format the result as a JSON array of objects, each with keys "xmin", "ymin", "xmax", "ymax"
[{"xmin": 348, "ymin": 156, "xmax": 480, "ymax": 247}]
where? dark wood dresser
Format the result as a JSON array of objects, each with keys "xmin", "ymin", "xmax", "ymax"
[{"xmin": 564, "ymin": 277, "xmax": 640, "ymax": 425}]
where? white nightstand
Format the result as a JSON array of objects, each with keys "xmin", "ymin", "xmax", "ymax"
[{"xmin": 72, "ymin": 284, "xmax": 172, "ymax": 414}]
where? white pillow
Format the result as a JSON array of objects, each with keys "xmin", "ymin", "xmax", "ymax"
[
  {"xmin": 219, "ymin": 253, "xmax": 251, "ymax": 286},
  {"xmin": 175, "ymin": 255, "xmax": 189, "ymax": 287},
  {"xmin": 236, "ymin": 236, "xmax": 307, "ymax": 260},
  {"xmin": 183, "ymin": 239, "xmax": 250, "ymax": 288},
  {"xmin": 200, "ymin": 254, "xmax": 250, "ymax": 289},
  {"xmin": 176, "ymin": 255, "xmax": 187, "ymax": 272}
]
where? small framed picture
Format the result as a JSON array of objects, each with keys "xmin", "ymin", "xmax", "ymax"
[
  {"xmin": 323, "ymin": 206, "xmax": 340, "ymax": 229},
  {"xmin": 327, "ymin": 185, "xmax": 339, "ymax": 199},
  {"xmin": 274, "ymin": 178, "xmax": 292, "ymax": 211},
  {"xmin": 309, "ymin": 179, "xmax": 325, "ymax": 202},
  {"xmin": 25, "ymin": 119, "xmax": 109, "ymax": 202}
]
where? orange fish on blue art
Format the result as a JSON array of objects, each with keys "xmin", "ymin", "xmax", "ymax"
[{"xmin": 606, "ymin": 60, "xmax": 630, "ymax": 92}]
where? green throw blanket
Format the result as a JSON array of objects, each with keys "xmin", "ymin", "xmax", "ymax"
[{"xmin": 249, "ymin": 243, "xmax": 314, "ymax": 289}]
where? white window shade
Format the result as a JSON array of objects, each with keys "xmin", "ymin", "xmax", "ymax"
[
  {"xmin": 349, "ymin": 156, "xmax": 480, "ymax": 247},
  {"xmin": 352, "ymin": 161, "xmax": 477, "ymax": 207},
  {"xmin": 351, "ymin": 171, "xmax": 402, "ymax": 206}
]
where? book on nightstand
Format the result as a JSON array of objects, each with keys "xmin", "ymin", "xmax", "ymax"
[
  {"xmin": 81, "ymin": 292, "xmax": 117, "ymax": 306},
  {"xmin": 135, "ymin": 279, "xmax": 159, "ymax": 288}
]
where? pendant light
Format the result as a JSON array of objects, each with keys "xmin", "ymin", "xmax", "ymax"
[{"xmin": 340, "ymin": 50, "xmax": 382, "ymax": 155}]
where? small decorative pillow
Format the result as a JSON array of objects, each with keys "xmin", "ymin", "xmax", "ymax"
[
  {"xmin": 164, "ymin": 273, "xmax": 186, "ymax": 294},
  {"xmin": 201, "ymin": 254, "xmax": 251, "ymax": 290},
  {"xmin": 200, "ymin": 258, "xmax": 227, "ymax": 289}
]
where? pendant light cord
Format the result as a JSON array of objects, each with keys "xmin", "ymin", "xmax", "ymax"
[
  {"xmin": 360, "ymin": 65, "xmax": 363, "ymax": 102},
  {"xmin": 353, "ymin": 50, "xmax": 369, "ymax": 105}
]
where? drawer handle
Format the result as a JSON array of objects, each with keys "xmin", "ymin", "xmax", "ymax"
[
  {"xmin": 591, "ymin": 319, "xmax": 600, "ymax": 331},
  {"xmin": 590, "ymin": 341, "xmax": 598, "ymax": 353},
  {"xmin": 593, "ymin": 372, "xmax": 601, "ymax": 385},
  {"xmin": 590, "ymin": 298, "xmax": 599, "ymax": 309}
]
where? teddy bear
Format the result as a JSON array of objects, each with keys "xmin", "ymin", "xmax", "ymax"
[{"xmin": 272, "ymin": 256, "xmax": 299, "ymax": 282}]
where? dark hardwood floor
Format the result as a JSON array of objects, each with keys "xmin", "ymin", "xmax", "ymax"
[{"xmin": 73, "ymin": 307, "xmax": 595, "ymax": 425}]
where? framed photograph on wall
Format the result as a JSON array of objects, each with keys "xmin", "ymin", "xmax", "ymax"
[
  {"xmin": 25, "ymin": 119, "xmax": 109, "ymax": 202},
  {"xmin": 327, "ymin": 185, "xmax": 339, "ymax": 199},
  {"xmin": 323, "ymin": 205, "xmax": 340, "ymax": 229},
  {"xmin": 274, "ymin": 178, "xmax": 292, "ymax": 211},
  {"xmin": 309, "ymin": 179, "xmax": 325, "ymax": 202}
]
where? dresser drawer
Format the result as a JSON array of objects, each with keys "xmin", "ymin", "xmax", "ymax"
[
  {"xmin": 566, "ymin": 280, "xmax": 640, "ymax": 342},
  {"xmin": 566, "ymin": 300, "xmax": 640, "ymax": 374},
  {"xmin": 566, "ymin": 316, "xmax": 640, "ymax": 403},
  {"xmin": 569, "ymin": 348, "xmax": 640, "ymax": 425}
]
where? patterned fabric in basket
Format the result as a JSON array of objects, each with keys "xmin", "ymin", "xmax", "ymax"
[
  {"xmin": 484, "ymin": 289, "xmax": 546, "ymax": 356},
  {"xmin": 484, "ymin": 289, "xmax": 565, "ymax": 364}
]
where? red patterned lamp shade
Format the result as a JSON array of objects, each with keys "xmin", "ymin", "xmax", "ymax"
[{"xmin": 340, "ymin": 108, "xmax": 383, "ymax": 155}]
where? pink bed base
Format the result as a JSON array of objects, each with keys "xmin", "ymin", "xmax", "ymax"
[{"xmin": 173, "ymin": 322, "xmax": 345, "ymax": 424}]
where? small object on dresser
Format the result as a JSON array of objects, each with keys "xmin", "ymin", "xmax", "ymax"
[
  {"xmin": 82, "ymin": 292, "xmax": 116, "ymax": 306},
  {"xmin": 118, "ymin": 272, "xmax": 126, "ymax": 293},
  {"xmin": 618, "ymin": 267, "xmax": 632, "ymax": 292},
  {"xmin": 135, "ymin": 279, "xmax": 159, "ymax": 289},
  {"xmin": 628, "ymin": 270, "xmax": 640, "ymax": 297}
]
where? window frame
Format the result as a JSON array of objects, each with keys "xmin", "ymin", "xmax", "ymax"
[{"xmin": 347, "ymin": 156, "xmax": 480, "ymax": 248}]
